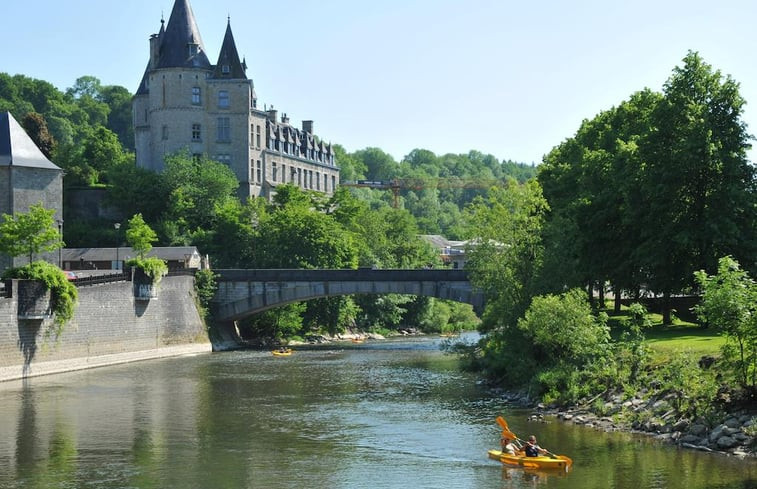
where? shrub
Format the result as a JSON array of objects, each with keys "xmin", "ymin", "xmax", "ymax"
[
  {"xmin": 2, "ymin": 261, "xmax": 78, "ymax": 336},
  {"xmin": 126, "ymin": 257, "xmax": 168, "ymax": 284}
]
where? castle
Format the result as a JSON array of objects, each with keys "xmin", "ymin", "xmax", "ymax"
[{"xmin": 132, "ymin": 0, "xmax": 339, "ymax": 200}]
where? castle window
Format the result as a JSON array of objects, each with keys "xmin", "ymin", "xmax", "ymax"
[
  {"xmin": 218, "ymin": 90, "xmax": 230, "ymax": 108},
  {"xmin": 282, "ymin": 164, "xmax": 286, "ymax": 183},
  {"xmin": 222, "ymin": 65, "xmax": 230, "ymax": 74},
  {"xmin": 192, "ymin": 124, "xmax": 201, "ymax": 141},
  {"xmin": 216, "ymin": 154, "xmax": 231, "ymax": 165},
  {"xmin": 162, "ymin": 125, "xmax": 168, "ymax": 140},
  {"xmin": 192, "ymin": 87, "xmax": 201, "ymax": 105},
  {"xmin": 217, "ymin": 117, "xmax": 231, "ymax": 142},
  {"xmin": 272, "ymin": 162, "xmax": 278, "ymax": 182},
  {"xmin": 256, "ymin": 126, "xmax": 261, "ymax": 148},
  {"xmin": 256, "ymin": 160, "xmax": 262, "ymax": 183}
]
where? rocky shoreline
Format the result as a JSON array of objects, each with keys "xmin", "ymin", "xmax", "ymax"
[{"xmin": 495, "ymin": 390, "xmax": 756, "ymax": 459}]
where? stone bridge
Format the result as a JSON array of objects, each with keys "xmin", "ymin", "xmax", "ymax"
[{"xmin": 211, "ymin": 268, "xmax": 485, "ymax": 322}]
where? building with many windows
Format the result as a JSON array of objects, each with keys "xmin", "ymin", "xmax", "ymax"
[{"xmin": 132, "ymin": 0, "xmax": 339, "ymax": 200}]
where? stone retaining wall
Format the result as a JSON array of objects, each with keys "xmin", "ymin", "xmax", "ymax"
[{"xmin": 0, "ymin": 275, "xmax": 211, "ymax": 382}]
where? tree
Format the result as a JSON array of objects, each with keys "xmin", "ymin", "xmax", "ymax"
[
  {"xmin": 0, "ymin": 203, "xmax": 63, "ymax": 263},
  {"xmin": 694, "ymin": 256, "xmax": 757, "ymax": 390},
  {"xmin": 162, "ymin": 151, "xmax": 239, "ymax": 237},
  {"xmin": 639, "ymin": 52, "xmax": 756, "ymax": 322},
  {"xmin": 125, "ymin": 213, "xmax": 157, "ymax": 259},
  {"xmin": 21, "ymin": 112, "xmax": 56, "ymax": 158}
]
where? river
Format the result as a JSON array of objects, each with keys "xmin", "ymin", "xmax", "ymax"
[{"xmin": 0, "ymin": 333, "xmax": 754, "ymax": 489}]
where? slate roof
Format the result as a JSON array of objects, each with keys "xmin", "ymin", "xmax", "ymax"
[
  {"xmin": 62, "ymin": 246, "xmax": 200, "ymax": 262},
  {"xmin": 0, "ymin": 112, "xmax": 61, "ymax": 170},
  {"xmin": 212, "ymin": 21, "xmax": 247, "ymax": 79},
  {"xmin": 156, "ymin": 0, "xmax": 211, "ymax": 70}
]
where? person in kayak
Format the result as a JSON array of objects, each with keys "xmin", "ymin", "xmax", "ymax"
[
  {"xmin": 500, "ymin": 435, "xmax": 520, "ymax": 456},
  {"xmin": 523, "ymin": 435, "xmax": 548, "ymax": 457}
]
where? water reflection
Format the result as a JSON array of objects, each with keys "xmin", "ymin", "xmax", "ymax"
[{"xmin": 0, "ymin": 335, "xmax": 755, "ymax": 489}]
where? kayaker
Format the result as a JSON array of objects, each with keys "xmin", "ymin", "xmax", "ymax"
[
  {"xmin": 500, "ymin": 435, "xmax": 519, "ymax": 456},
  {"xmin": 523, "ymin": 435, "xmax": 548, "ymax": 457}
]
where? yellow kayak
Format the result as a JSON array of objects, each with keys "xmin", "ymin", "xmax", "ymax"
[
  {"xmin": 487, "ymin": 449, "xmax": 572, "ymax": 471},
  {"xmin": 272, "ymin": 348, "xmax": 293, "ymax": 357}
]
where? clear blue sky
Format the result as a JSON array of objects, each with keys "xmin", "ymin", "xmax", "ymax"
[{"xmin": 2, "ymin": 0, "xmax": 755, "ymax": 164}]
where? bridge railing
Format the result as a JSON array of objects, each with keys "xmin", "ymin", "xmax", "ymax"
[{"xmin": 213, "ymin": 268, "xmax": 471, "ymax": 282}]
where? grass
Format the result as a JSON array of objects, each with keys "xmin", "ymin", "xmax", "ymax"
[{"xmin": 604, "ymin": 306, "xmax": 725, "ymax": 358}]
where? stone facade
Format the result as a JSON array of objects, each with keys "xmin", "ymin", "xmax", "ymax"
[
  {"xmin": 133, "ymin": 0, "xmax": 339, "ymax": 201},
  {"xmin": 0, "ymin": 112, "xmax": 64, "ymax": 275},
  {"xmin": 0, "ymin": 275, "xmax": 211, "ymax": 382}
]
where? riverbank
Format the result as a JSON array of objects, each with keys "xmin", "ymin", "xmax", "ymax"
[
  {"xmin": 494, "ymin": 389, "xmax": 757, "ymax": 459},
  {"xmin": 0, "ymin": 276, "xmax": 210, "ymax": 382}
]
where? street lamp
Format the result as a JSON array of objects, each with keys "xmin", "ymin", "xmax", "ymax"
[
  {"xmin": 57, "ymin": 219, "xmax": 64, "ymax": 268},
  {"xmin": 114, "ymin": 223, "xmax": 121, "ymax": 270}
]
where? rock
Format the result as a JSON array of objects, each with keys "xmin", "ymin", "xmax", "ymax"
[
  {"xmin": 716, "ymin": 436, "xmax": 739, "ymax": 449},
  {"xmin": 689, "ymin": 424, "xmax": 708, "ymax": 436},
  {"xmin": 672, "ymin": 419, "xmax": 690, "ymax": 432},
  {"xmin": 679, "ymin": 434, "xmax": 701, "ymax": 444},
  {"xmin": 724, "ymin": 417, "xmax": 742, "ymax": 429}
]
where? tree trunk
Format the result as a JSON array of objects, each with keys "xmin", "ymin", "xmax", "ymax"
[
  {"xmin": 613, "ymin": 283, "xmax": 622, "ymax": 313},
  {"xmin": 662, "ymin": 290, "xmax": 672, "ymax": 324}
]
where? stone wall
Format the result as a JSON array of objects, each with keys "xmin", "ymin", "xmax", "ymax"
[{"xmin": 0, "ymin": 275, "xmax": 211, "ymax": 382}]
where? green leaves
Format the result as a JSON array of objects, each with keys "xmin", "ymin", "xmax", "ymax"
[
  {"xmin": 0, "ymin": 203, "xmax": 63, "ymax": 262},
  {"xmin": 125, "ymin": 213, "xmax": 157, "ymax": 259},
  {"xmin": 694, "ymin": 256, "xmax": 757, "ymax": 389}
]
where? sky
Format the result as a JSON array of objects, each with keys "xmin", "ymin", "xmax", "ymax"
[{"xmin": 2, "ymin": 0, "xmax": 756, "ymax": 165}]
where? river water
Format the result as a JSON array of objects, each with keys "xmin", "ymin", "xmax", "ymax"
[{"xmin": 0, "ymin": 333, "xmax": 754, "ymax": 489}]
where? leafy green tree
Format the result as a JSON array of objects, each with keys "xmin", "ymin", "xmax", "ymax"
[
  {"xmin": 516, "ymin": 288, "xmax": 610, "ymax": 402},
  {"xmin": 162, "ymin": 151, "xmax": 239, "ymax": 238},
  {"xmin": 0, "ymin": 203, "xmax": 63, "ymax": 263},
  {"xmin": 463, "ymin": 179, "xmax": 549, "ymax": 332},
  {"xmin": 639, "ymin": 52, "xmax": 756, "ymax": 322},
  {"xmin": 354, "ymin": 147, "xmax": 398, "ymax": 181},
  {"xmin": 125, "ymin": 213, "xmax": 157, "ymax": 259},
  {"xmin": 21, "ymin": 112, "xmax": 56, "ymax": 159},
  {"xmin": 695, "ymin": 256, "xmax": 757, "ymax": 390},
  {"xmin": 81, "ymin": 126, "xmax": 129, "ymax": 184}
]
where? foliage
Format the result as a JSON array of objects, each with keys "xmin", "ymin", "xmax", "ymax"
[
  {"xmin": 695, "ymin": 256, "xmax": 757, "ymax": 390},
  {"xmin": 463, "ymin": 179, "xmax": 549, "ymax": 332},
  {"xmin": 0, "ymin": 203, "xmax": 63, "ymax": 263},
  {"xmin": 194, "ymin": 269, "xmax": 218, "ymax": 320},
  {"xmin": 126, "ymin": 256, "xmax": 168, "ymax": 284},
  {"xmin": 162, "ymin": 151, "xmax": 239, "ymax": 238},
  {"xmin": 518, "ymin": 289, "xmax": 611, "ymax": 368},
  {"xmin": 2, "ymin": 261, "xmax": 78, "ymax": 334},
  {"xmin": 125, "ymin": 213, "xmax": 157, "ymax": 259}
]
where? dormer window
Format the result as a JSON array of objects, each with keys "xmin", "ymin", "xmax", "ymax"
[
  {"xmin": 222, "ymin": 65, "xmax": 230, "ymax": 74},
  {"xmin": 188, "ymin": 43, "xmax": 198, "ymax": 57}
]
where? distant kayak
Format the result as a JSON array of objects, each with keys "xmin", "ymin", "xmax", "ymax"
[
  {"xmin": 487, "ymin": 449, "xmax": 572, "ymax": 471},
  {"xmin": 272, "ymin": 348, "xmax": 293, "ymax": 357}
]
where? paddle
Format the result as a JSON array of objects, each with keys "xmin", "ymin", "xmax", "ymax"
[{"xmin": 495, "ymin": 416, "xmax": 573, "ymax": 465}]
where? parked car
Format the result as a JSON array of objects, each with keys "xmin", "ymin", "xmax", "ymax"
[{"xmin": 64, "ymin": 271, "xmax": 77, "ymax": 281}]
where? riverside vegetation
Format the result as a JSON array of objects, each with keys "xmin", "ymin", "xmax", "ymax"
[{"xmin": 1, "ymin": 51, "xmax": 756, "ymax": 456}]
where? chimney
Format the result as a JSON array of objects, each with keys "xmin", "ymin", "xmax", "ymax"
[
  {"xmin": 149, "ymin": 34, "xmax": 161, "ymax": 69},
  {"xmin": 267, "ymin": 108, "xmax": 278, "ymax": 123},
  {"xmin": 302, "ymin": 120, "xmax": 314, "ymax": 134},
  {"xmin": 281, "ymin": 113, "xmax": 290, "ymax": 124}
]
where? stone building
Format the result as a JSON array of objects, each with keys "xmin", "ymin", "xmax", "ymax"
[
  {"xmin": 0, "ymin": 112, "xmax": 64, "ymax": 275},
  {"xmin": 133, "ymin": 0, "xmax": 339, "ymax": 201}
]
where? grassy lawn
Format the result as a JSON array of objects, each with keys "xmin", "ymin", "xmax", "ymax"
[{"xmin": 605, "ymin": 307, "xmax": 725, "ymax": 358}]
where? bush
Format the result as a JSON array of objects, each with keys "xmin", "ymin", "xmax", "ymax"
[
  {"xmin": 2, "ymin": 261, "xmax": 78, "ymax": 335},
  {"xmin": 126, "ymin": 257, "xmax": 168, "ymax": 284}
]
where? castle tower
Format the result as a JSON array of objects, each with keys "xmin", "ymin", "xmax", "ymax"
[{"xmin": 133, "ymin": 0, "xmax": 340, "ymax": 200}]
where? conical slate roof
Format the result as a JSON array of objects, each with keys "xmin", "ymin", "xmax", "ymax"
[
  {"xmin": 212, "ymin": 20, "xmax": 247, "ymax": 79},
  {"xmin": 157, "ymin": 0, "xmax": 211, "ymax": 70},
  {"xmin": 0, "ymin": 112, "xmax": 61, "ymax": 170}
]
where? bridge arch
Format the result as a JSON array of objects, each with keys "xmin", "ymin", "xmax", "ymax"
[{"xmin": 211, "ymin": 269, "xmax": 485, "ymax": 323}]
